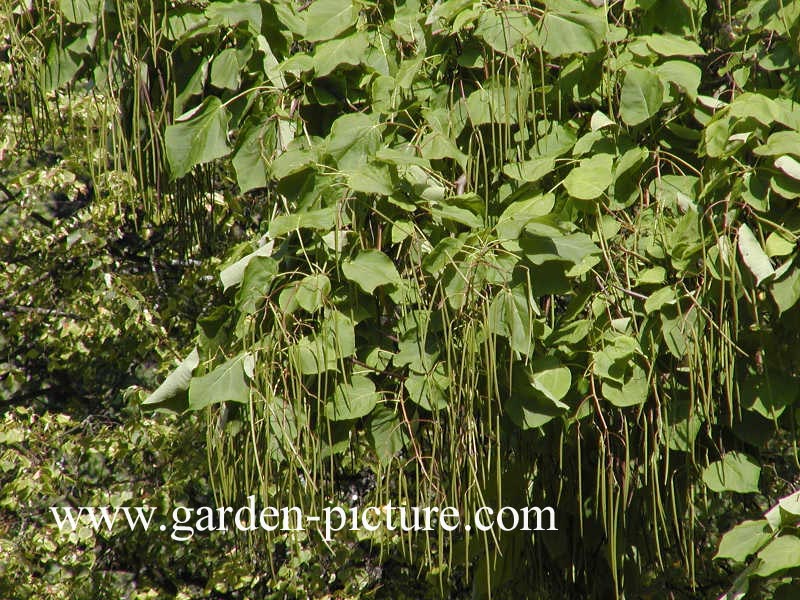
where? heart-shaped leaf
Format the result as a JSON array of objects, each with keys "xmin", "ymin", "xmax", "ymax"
[
  {"xmin": 702, "ymin": 452, "xmax": 760, "ymax": 494},
  {"xmin": 563, "ymin": 154, "xmax": 613, "ymax": 199},
  {"xmin": 326, "ymin": 374, "xmax": 380, "ymax": 421},
  {"xmin": 620, "ymin": 67, "xmax": 664, "ymax": 126},
  {"xmin": 188, "ymin": 353, "xmax": 251, "ymax": 410},
  {"xmin": 342, "ymin": 250, "xmax": 401, "ymax": 293},
  {"xmin": 165, "ymin": 96, "xmax": 231, "ymax": 179}
]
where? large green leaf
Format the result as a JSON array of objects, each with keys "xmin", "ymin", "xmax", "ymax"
[
  {"xmin": 667, "ymin": 398, "xmax": 702, "ymax": 452},
  {"xmin": 656, "ymin": 60, "xmax": 701, "ymax": 101},
  {"xmin": 592, "ymin": 335, "xmax": 639, "ymax": 382},
  {"xmin": 219, "ymin": 243, "xmax": 274, "ymax": 291},
  {"xmin": 305, "ymin": 0, "xmax": 357, "ymax": 42},
  {"xmin": 327, "ymin": 113, "xmax": 382, "ymax": 170},
  {"xmin": 715, "ymin": 520, "xmax": 772, "ymax": 563},
  {"xmin": 643, "ymin": 33, "xmax": 705, "ymax": 56},
  {"xmin": 269, "ymin": 207, "xmax": 338, "ymax": 238},
  {"xmin": 738, "ymin": 223, "xmax": 775, "ymax": 286},
  {"xmin": 422, "ymin": 237, "xmax": 465, "ymax": 275},
  {"xmin": 236, "ymin": 256, "xmax": 278, "ymax": 315},
  {"xmin": 345, "ymin": 163, "xmax": 394, "ymax": 196},
  {"xmin": 342, "ymin": 250, "xmax": 401, "ymax": 293},
  {"xmin": 601, "ymin": 364, "xmax": 648, "ymax": 407},
  {"xmin": 619, "ymin": 67, "xmax": 664, "ymax": 126},
  {"xmin": 165, "ymin": 9, "xmax": 208, "ymax": 41},
  {"xmin": 702, "ymin": 452, "xmax": 761, "ymax": 494},
  {"xmin": 60, "ymin": 0, "xmax": 103, "ymax": 23},
  {"xmin": 294, "ymin": 273, "xmax": 331, "ymax": 313},
  {"xmin": 291, "ymin": 336, "xmax": 332, "ymax": 374},
  {"xmin": 270, "ymin": 142, "xmax": 317, "ymax": 180},
  {"xmin": 326, "ymin": 374, "xmax": 380, "ymax": 421},
  {"xmin": 474, "ymin": 9, "xmax": 533, "ymax": 56},
  {"xmin": 142, "ymin": 347, "xmax": 200, "ymax": 410},
  {"xmin": 660, "ymin": 305, "xmax": 700, "ymax": 359},
  {"xmin": 766, "ymin": 491, "xmax": 800, "ymax": 531},
  {"xmin": 740, "ymin": 370, "xmax": 798, "ymax": 419},
  {"xmin": 464, "ymin": 84, "xmax": 521, "ymax": 125},
  {"xmin": 405, "ymin": 367, "xmax": 450, "ymax": 411},
  {"xmin": 521, "ymin": 232, "xmax": 601, "ymax": 265},
  {"xmin": 232, "ymin": 115, "xmax": 274, "ymax": 193},
  {"xmin": 394, "ymin": 310, "xmax": 439, "ymax": 371},
  {"xmin": 496, "ymin": 193, "xmax": 555, "ymax": 240},
  {"xmin": 530, "ymin": 122, "xmax": 578, "ymax": 158},
  {"xmin": 765, "ymin": 232, "xmax": 795, "ymax": 258},
  {"xmin": 369, "ymin": 406, "xmax": 408, "ymax": 464},
  {"xmin": 775, "ymin": 155, "xmax": 800, "ymax": 181},
  {"xmin": 290, "ymin": 311, "xmax": 356, "ymax": 374},
  {"xmin": 41, "ymin": 43, "xmax": 81, "ymax": 91},
  {"xmin": 529, "ymin": 356, "xmax": 571, "ymax": 404},
  {"xmin": 165, "ymin": 96, "xmax": 231, "ymax": 179},
  {"xmin": 772, "ymin": 267, "xmax": 800, "ymax": 314},
  {"xmin": 754, "ymin": 131, "xmax": 800, "ymax": 157},
  {"xmin": 506, "ymin": 362, "xmax": 568, "ymax": 429},
  {"xmin": 486, "ymin": 285, "xmax": 538, "ymax": 355},
  {"xmin": 325, "ymin": 310, "xmax": 356, "ymax": 357},
  {"xmin": 563, "ymin": 154, "xmax": 613, "ymax": 199},
  {"xmin": 314, "ymin": 31, "xmax": 369, "ymax": 77},
  {"xmin": 772, "ymin": 173, "xmax": 800, "ymax": 199},
  {"xmin": 755, "ymin": 536, "xmax": 800, "ymax": 577},
  {"xmin": 538, "ymin": 10, "xmax": 605, "ymax": 57},
  {"xmin": 210, "ymin": 48, "xmax": 241, "ymax": 90},
  {"xmin": 174, "ymin": 59, "xmax": 209, "ymax": 116},
  {"xmin": 206, "ymin": 0, "xmax": 262, "ymax": 29},
  {"xmin": 727, "ymin": 92, "xmax": 792, "ymax": 127},
  {"xmin": 188, "ymin": 353, "xmax": 252, "ymax": 410},
  {"xmin": 430, "ymin": 201, "xmax": 483, "ymax": 229},
  {"xmin": 502, "ymin": 157, "xmax": 556, "ymax": 183}
]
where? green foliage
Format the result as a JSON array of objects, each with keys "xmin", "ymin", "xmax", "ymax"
[
  {"xmin": 165, "ymin": 97, "xmax": 232, "ymax": 180},
  {"xmin": 9, "ymin": 0, "xmax": 800, "ymax": 597},
  {"xmin": 716, "ymin": 491, "xmax": 800, "ymax": 598},
  {"xmin": 128, "ymin": 0, "xmax": 800, "ymax": 596}
]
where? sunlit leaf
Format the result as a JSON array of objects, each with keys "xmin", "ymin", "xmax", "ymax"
[
  {"xmin": 143, "ymin": 348, "xmax": 200, "ymax": 410},
  {"xmin": 619, "ymin": 66, "xmax": 664, "ymax": 126},
  {"xmin": 754, "ymin": 537, "xmax": 800, "ymax": 577},
  {"xmin": 326, "ymin": 374, "xmax": 380, "ymax": 420},
  {"xmin": 563, "ymin": 154, "xmax": 613, "ymax": 199},
  {"xmin": 643, "ymin": 33, "xmax": 705, "ymax": 56},
  {"xmin": 305, "ymin": 0, "xmax": 357, "ymax": 42},
  {"xmin": 538, "ymin": 10, "xmax": 605, "ymax": 56},
  {"xmin": 165, "ymin": 97, "xmax": 231, "ymax": 179},
  {"xmin": 188, "ymin": 353, "xmax": 251, "ymax": 409},
  {"xmin": 775, "ymin": 155, "xmax": 800, "ymax": 181},
  {"xmin": 369, "ymin": 406, "xmax": 408, "ymax": 464},
  {"xmin": 715, "ymin": 520, "xmax": 771, "ymax": 563},
  {"xmin": 342, "ymin": 250, "xmax": 401, "ymax": 293},
  {"xmin": 702, "ymin": 452, "xmax": 761, "ymax": 494},
  {"xmin": 738, "ymin": 223, "xmax": 775, "ymax": 286}
]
